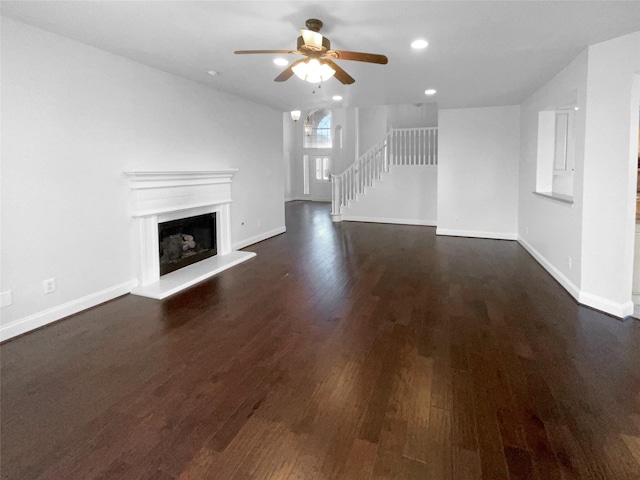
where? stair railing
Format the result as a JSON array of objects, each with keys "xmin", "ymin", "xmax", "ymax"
[{"xmin": 331, "ymin": 127, "xmax": 437, "ymax": 218}]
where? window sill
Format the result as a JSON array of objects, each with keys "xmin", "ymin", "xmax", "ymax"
[{"xmin": 533, "ymin": 191, "xmax": 574, "ymax": 205}]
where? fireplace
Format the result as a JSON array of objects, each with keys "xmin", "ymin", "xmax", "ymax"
[
  {"xmin": 125, "ymin": 170, "xmax": 256, "ymax": 299},
  {"xmin": 159, "ymin": 213, "xmax": 217, "ymax": 275}
]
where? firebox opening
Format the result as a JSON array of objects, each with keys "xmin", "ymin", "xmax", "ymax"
[{"xmin": 158, "ymin": 213, "xmax": 217, "ymax": 276}]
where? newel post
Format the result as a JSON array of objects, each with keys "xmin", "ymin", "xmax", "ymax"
[{"xmin": 330, "ymin": 175, "xmax": 342, "ymax": 222}]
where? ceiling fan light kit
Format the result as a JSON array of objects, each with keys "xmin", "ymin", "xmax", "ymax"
[
  {"xmin": 292, "ymin": 58, "xmax": 336, "ymax": 83},
  {"xmin": 234, "ymin": 18, "xmax": 388, "ymax": 85}
]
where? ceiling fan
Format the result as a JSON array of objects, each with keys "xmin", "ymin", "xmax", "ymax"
[{"xmin": 234, "ymin": 18, "xmax": 388, "ymax": 85}]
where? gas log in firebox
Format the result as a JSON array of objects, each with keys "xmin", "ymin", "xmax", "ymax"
[{"xmin": 158, "ymin": 213, "xmax": 217, "ymax": 275}]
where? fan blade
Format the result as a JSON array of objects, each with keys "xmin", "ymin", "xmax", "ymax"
[
  {"xmin": 323, "ymin": 59, "xmax": 355, "ymax": 85},
  {"xmin": 274, "ymin": 59, "xmax": 306, "ymax": 82},
  {"xmin": 326, "ymin": 50, "xmax": 388, "ymax": 64},
  {"xmin": 234, "ymin": 50, "xmax": 300, "ymax": 55}
]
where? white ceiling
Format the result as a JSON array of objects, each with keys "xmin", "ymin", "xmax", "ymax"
[{"xmin": 2, "ymin": 1, "xmax": 639, "ymax": 112}]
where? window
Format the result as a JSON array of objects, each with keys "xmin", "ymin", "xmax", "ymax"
[
  {"xmin": 303, "ymin": 109, "xmax": 332, "ymax": 148},
  {"xmin": 316, "ymin": 115, "xmax": 331, "ymax": 145},
  {"xmin": 303, "ymin": 155, "xmax": 310, "ymax": 194},
  {"xmin": 315, "ymin": 156, "xmax": 331, "ymax": 181}
]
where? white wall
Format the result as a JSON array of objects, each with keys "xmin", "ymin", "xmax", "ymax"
[
  {"xmin": 0, "ymin": 18, "xmax": 285, "ymax": 338},
  {"xmin": 518, "ymin": 32, "xmax": 640, "ymax": 318},
  {"xmin": 341, "ymin": 166, "xmax": 437, "ymax": 225},
  {"xmin": 517, "ymin": 50, "xmax": 588, "ymax": 296},
  {"xmin": 580, "ymin": 32, "xmax": 640, "ymax": 316},
  {"xmin": 358, "ymin": 105, "xmax": 388, "ymax": 155},
  {"xmin": 283, "ymin": 114, "xmax": 293, "ymax": 201},
  {"xmin": 330, "ymin": 107, "xmax": 354, "ymax": 177},
  {"xmin": 437, "ymin": 106, "xmax": 520, "ymax": 240},
  {"xmin": 387, "ymin": 103, "xmax": 438, "ymax": 130}
]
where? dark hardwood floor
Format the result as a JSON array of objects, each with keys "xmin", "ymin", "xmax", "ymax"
[{"xmin": 2, "ymin": 200, "xmax": 640, "ymax": 480}]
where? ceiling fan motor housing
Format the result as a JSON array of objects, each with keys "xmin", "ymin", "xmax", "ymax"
[{"xmin": 297, "ymin": 35, "xmax": 331, "ymax": 52}]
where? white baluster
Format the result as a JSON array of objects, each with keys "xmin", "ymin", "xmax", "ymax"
[
  {"xmin": 430, "ymin": 128, "xmax": 434, "ymax": 164},
  {"xmin": 331, "ymin": 176, "xmax": 337, "ymax": 214},
  {"xmin": 435, "ymin": 129, "xmax": 438, "ymax": 164},
  {"xmin": 413, "ymin": 129, "xmax": 417, "ymax": 165}
]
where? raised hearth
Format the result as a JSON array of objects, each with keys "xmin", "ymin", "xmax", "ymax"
[{"xmin": 125, "ymin": 170, "xmax": 255, "ymax": 299}]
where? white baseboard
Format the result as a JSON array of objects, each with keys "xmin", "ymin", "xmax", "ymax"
[
  {"xmin": 517, "ymin": 237, "xmax": 581, "ymax": 300},
  {"xmin": 233, "ymin": 226, "xmax": 286, "ymax": 250},
  {"xmin": 0, "ymin": 279, "xmax": 138, "ymax": 342},
  {"xmin": 437, "ymin": 228, "xmax": 517, "ymax": 241},
  {"xmin": 578, "ymin": 292, "xmax": 634, "ymax": 318},
  {"xmin": 518, "ymin": 237, "xmax": 632, "ymax": 318},
  {"xmin": 286, "ymin": 197, "xmax": 330, "ymax": 203},
  {"xmin": 341, "ymin": 215, "xmax": 436, "ymax": 227}
]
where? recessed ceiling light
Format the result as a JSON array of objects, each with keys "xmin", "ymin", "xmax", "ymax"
[
  {"xmin": 332, "ymin": 95, "xmax": 343, "ymax": 101},
  {"xmin": 206, "ymin": 70, "xmax": 219, "ymax": 77},
  {"xmin": 273, "ymin": 58, "xmax": 289, "ymax": 66},
  {"xmin": 425, "ymin": 89, "xmax": 437, "ymax": 96},
  {"xmin": 411, "ymin": 39, "xmax": 429, "ymax": 49}
]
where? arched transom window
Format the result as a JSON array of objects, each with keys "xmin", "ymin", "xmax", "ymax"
[{"xmin": 303, "ymin": 109, "xmax": 332, "ymax": 148}]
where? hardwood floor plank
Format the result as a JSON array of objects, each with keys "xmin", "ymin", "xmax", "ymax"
[
  {"xmin": 452, "ymin": 369, "xmax": 479, "ymax": 451},
  {"xmin": 424, "ymin": 406, "xmax": 453, "ymax": 480},
  {"xmin": 503, "ymin": 446, "xmax": 535, "ymax": 480},
  {"xmin": 452, "ymin": 446, "xmax": 482, "ymax": 480},
  {"xmin": 340, "ymin": 439, "xmax": 378, "ymax": 480},
  {"xmin": 358, "ymin": 325, "xmax": 409, "ymax": 445},
  {"xmin": 370, "ymin": 417, "xmax": 408, "ymax": 480},
  {"xmin": 402, "ymin": 354, "xmax": 433, "ymax": 462}
]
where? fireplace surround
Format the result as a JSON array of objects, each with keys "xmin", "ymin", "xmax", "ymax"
[{"xmin": 125, "ymin": 170, "xmax": 255, "ymax": 299}]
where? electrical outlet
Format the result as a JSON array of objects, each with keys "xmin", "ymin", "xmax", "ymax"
[
  {"xmin": 258, "ymin": 219, "xmax": 262, "ymax": 228},
  {"xmin": 525, "ymin": 226, "xmax": 529, "ymax": 235},
  {"xmin": 567, "ymin": 256, "xmax": 572, "ymax": 269},
  {"xmin": 0, "ymin": 290, "xmax": 12, "ymax": 308},
  {"xmin": 43, "ymin": 278, "xmax": 56, "ymax": 294}
]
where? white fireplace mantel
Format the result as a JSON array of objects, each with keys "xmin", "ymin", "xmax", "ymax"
[{"xmin": 125, "ymin": 170, "xmax": 255, "ymax": 299}]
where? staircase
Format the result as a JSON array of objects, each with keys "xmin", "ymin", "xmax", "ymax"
[{"xmin": 331, "ymin": 127, "xmax": 438, "ymax": 221}]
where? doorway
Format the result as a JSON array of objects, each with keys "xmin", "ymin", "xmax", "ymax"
[{"xmin": 303, "ymin": 155, "xmax": 332, "ymax": 201}]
